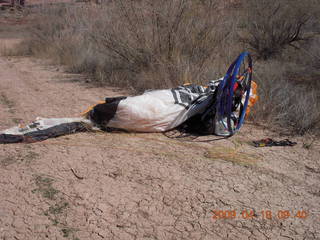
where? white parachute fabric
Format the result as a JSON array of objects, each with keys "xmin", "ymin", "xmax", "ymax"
[
  {"xmin": 1, "ymin": 117, "xmax": 92, "ymax": 135},
  {"xmin": 105, "ymin": 80, "xmax": 221, "ymax": 132},
  {"xmin": 107, "ymin": 90, "xmax": 186, "ymax": 132}
]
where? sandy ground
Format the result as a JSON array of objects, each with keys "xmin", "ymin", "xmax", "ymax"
[{"xmin": 0, "ymin": 4, "xmax": 320, "ymax": 240}]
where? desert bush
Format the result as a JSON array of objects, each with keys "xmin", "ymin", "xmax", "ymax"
[
  {"xmin": 88, "ymin": 0, "xmax": 237, "ymax": 90},
  {"xmin": 21, "ymin": 0, "xmax": 237, "ymax": 91},
  {"xmin": 239, "ymin": 0, "xmax": 312, "ymax": 60},
  {"xmin": 24, "ymin": 5, "xmax": 91, "ymax": 64},
  {"xmin": 250, "ymin": 61, "xmax": 320, "ymax": 134},
  {"xmin": 237, "ymin": 0, "xmax": 320, "ymax": 134}
]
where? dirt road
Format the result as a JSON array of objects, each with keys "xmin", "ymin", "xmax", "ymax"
[{"xmin": 1, "ymin": 13, "xmax": 320, "ymax": 240}]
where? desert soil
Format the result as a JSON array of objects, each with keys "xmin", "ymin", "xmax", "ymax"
[{"xmin": 0, "ymin": 3, "xmax": 320, "ymax": 240}]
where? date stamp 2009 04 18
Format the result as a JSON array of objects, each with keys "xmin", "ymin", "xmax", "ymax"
[{"xmin": 212, "ymin": 209, "xmax": 308, "ymax": 220}]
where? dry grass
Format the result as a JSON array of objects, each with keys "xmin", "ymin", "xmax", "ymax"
[
  {"xmin": 250, "ymin": 61, "xmax": 320, "ymax": 134},
  {"xmin": 20, "ymin": 0, "xmax": 238, "ymax": 91},
  {"xmin": 204, "ymin": 146, "xmax": 258, "ymax": 166}
]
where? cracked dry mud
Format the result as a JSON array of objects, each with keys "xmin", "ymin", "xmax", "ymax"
[{"xmin": 1, "ymin": 21, "xmax": 320, "ymax": 240}]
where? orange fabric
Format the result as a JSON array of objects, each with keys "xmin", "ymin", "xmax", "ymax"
[
  {"xmin": 80, "ymin": 100, "xmax": 106, "ymax": 117},
  {"xmin": 246, "ymin": 81, "xmax": 258, "ymax": 115}
]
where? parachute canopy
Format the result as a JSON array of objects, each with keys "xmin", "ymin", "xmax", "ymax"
[{"xmin": 0, "ymin": 52, "xmax": 257, "ymax": 144}]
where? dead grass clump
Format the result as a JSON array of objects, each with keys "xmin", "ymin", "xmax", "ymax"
[
  {"xmin": 32, "ymin": 175, "xmax": 59, "ymax": 200},
  {"xmin": 204, "ymin": 146, "xmax": 258, "ymax": 166},
  {"xmin": 250, "ymin": 61, "xmax": 320, "ymax": 134}
]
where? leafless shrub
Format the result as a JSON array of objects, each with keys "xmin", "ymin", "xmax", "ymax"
[
  {"xmin": 251, "ymin": 61, "xmax": 320, "ymax": 134},
  {"xmin": 88, "ymin": 0, "xmax": 234, "ymax": 90},
  {"xmin": 19, "ymin": 0, "xmax": 237, "ymax": 91},
  {"xmin": 239, "ymin": 0, "xmax": 312, "ymax": 60}
]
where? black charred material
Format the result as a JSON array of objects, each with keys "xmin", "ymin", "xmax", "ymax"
[
  {"xmin": 0, "ymin": 134, "xmax": 24, "ymax": 144},
  {"xmin": 24, "ymin": 122, "xmax": 88, "ymax": 142},
  {"xmin": 105, "ymin": 96, "xmax": 127, "ymax": 103},
  {"xmin": 178, "ymin": 113, "xmax": 215, "ymax": 135},
  {"xmin": 90, "ymin": 97, "xmax": 126, "ymax": 126}
]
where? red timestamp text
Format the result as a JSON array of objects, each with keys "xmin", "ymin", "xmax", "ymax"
[{"xmin": 212, "ymin": 209, "xmax": 308, "ymax": 220}]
